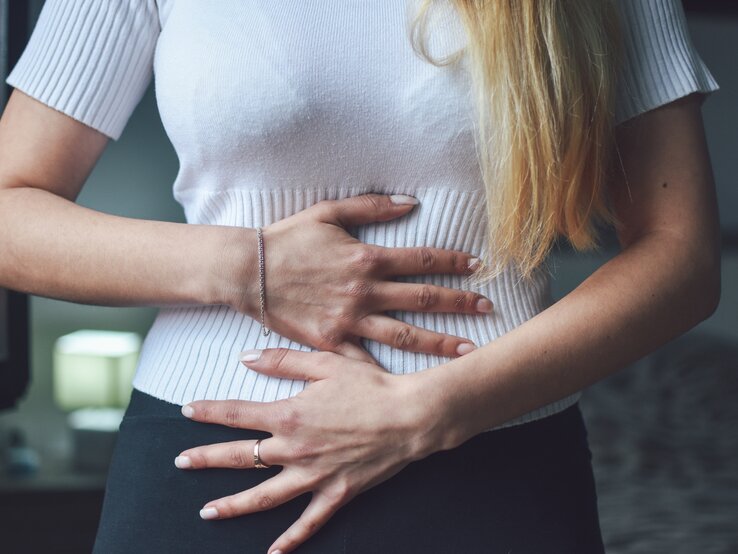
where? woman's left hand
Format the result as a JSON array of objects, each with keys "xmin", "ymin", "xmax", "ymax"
[{"xmin": 175, "ymin": 347, "xmax": 445, "ymax": 554}]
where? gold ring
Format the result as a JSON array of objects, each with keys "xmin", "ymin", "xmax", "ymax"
[{"xmin": 253, "ymin": 438, "xmax": 270, "ymax": 469}]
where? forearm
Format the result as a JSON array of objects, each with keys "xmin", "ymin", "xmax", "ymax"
[
  {"xmin": 0, "ymin": 186, "xmax": 258, "ymax": 310},
  {"xmin": 413, "ymin": 230, "xmax": 720, "ymax": 452}
]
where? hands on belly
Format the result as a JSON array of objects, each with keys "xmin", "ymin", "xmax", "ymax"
[
  {"xmin": 176, "ymin": 193, "xmax": 486, "ymax": 553},
  {"xmin": 224, "ymin": 192, "xmax": 493, "ymax": 363},
  {"xmin": 176, "ymin": 347, "xmax": 446, "ymax": 554}
]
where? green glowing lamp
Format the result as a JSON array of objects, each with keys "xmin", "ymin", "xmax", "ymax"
[{"xmin": 53, "ymin": 330, "xmax": 141, "ymax": 411}]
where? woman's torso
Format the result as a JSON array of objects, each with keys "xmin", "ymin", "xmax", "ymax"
[{"xmin": 132, "ymin": 0, "xmax": 581, "ymax": 429}]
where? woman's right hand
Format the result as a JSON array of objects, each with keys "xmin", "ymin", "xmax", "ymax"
[{"xmin": 224, "ymin": 194, "xmax": 493, "ymax": 364}]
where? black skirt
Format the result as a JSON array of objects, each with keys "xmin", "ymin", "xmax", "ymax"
[{"xmin": 93, "ymin": 388, "xmax": 605, "ymax": 554}]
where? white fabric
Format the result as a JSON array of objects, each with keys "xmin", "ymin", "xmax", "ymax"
[{"xmin": 5, "ymin": 0, "xmax": 719, "ymax": 430}]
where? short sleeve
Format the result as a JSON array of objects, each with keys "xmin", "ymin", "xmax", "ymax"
[
  {"xmin": 4, "ymin": 0, "xmax": 160, "ymax": 141},
  {"xmin": 614, "ymin": 0, "xmax": 720, "ymax": 125}
]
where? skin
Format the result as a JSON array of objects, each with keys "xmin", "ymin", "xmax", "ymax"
[
  {"xmin": 0, "ymin": 87, "xmax": 494, "ymax": 362},
  {"xmin": 176, "ymin": 93, "xmax": 722, "ymax": 554}
]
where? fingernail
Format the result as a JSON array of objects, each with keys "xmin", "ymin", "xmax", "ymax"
[
  {"xmin": 467, "ymin": 257, "xmax": 480, "ymax": 269},
  {"xmin": 456, "ymin": 342, "xmax": 476, "ymax": 355},
  {"xmin": 271, "ymin": 550, "xmax": 284, "ymax": 554},
  {"xmin": 476, "ymin": 298, "xmax": 493, "ymax": 313},
  {"xmin": 181, "ymin": 405, "xmax": 194, "ymax": 418},
  {"xmin": 200, "ymin": 506, "xmax": 219, "ymax": 520},
  {"xmin": 389, "ymin": 194, "xmax": 419, "ymax": 205},
  {"xmin": 174, "ymin": 455, "xmax": 191, "ymax": 469},
  {"xmin": 239, "ymin": 349, "xmax": 262, "ymax": 363}
]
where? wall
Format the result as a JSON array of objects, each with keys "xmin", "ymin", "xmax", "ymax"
[{"xmin": 690, "ymin": 14, "xmax": 738, "ymax": 232}]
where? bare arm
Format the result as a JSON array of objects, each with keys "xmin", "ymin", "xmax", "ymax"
[
  {"xmin": 411, "ymin": 93, "xmax": 722, "ymax": 450},
  {"xmin": 0, "ymin": 88, "xmax": 254, "ymax": 309},
  {"xmin": 0, "ymin": 88, "xmax": 493, "ymax": 360}
]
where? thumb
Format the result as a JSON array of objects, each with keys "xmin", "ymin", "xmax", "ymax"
[{"xmin": 325, "ymin": 194, "xmax": 419, "ymax": 227}]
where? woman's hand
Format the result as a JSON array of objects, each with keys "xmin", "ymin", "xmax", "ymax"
[
  {"xmin": 222, "ymin": 193, "xmax": 493, "ymax": 363},
  {"xmin": 175, "ymin": 347, "xmax": 444, "ymax": 554}
]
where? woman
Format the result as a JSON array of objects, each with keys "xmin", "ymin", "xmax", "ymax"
[{"xmin": 0, "ymin": 0, "xmax": 721, "ymax": 552}]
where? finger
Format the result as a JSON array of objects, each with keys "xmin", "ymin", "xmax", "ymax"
[
  {"xmin": 267, "ymin": 488, "xmax": 347, "ymax": 554},
  {"xmin": 372, "ymin": 282, "xmax": 493, "ymax": 314},
  {"xmin": 181, "ymin": 398, "xmax": 284, "ymax": 432},
  {"xmin": 238, "ymin": 347, "xmax": 344, "ymax": 381},
  {"xmin": 355, "ymin": 315, "xmax": 477, "ymax": 357},
  {"xmin": 331, "ymin": 340, "xmax": 381, "ymax": 367},
  {"xmin": 175, "ymin": 437, "xmax": 287, "ymax": 470},
  {"xmin": 318, "ymin": 193, "xmax": 419, "ymax": 227},
  {"xmin": 199, "ymin": 469, "xmax": 310, "ymax": 521},
  {"xmin": 377, "ymin": 245, "xmax": 481, "ymax": 276}
]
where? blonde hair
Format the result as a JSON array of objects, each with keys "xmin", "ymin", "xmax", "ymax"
[{"xmin": 409, "ymin": 0, "xmax": 623, "ymax": 284}]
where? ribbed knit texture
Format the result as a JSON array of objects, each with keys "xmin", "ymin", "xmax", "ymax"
[
  {"xmin": 5, "ymin": 0, "xmax": 159, "ymax": 141},
  {"xmin": 5, "ymin": 0, "xmax": 719, "ymax": 431},
  {"xmin": 614, "ymin": 0, "xmax": 719, "ymax": 124},
  {"xmin": 133, "ymin": 186, "xmax": 556, "ymax": 416}
]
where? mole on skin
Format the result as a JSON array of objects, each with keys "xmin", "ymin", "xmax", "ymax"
[{"xmin": 662, "ymin": 182, "xmax": 668, "ymax": 188}]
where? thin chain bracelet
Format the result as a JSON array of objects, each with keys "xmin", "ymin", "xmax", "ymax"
[{"xmin": 256, "ymin": 227, "xmax": 271, "ymax": 336}]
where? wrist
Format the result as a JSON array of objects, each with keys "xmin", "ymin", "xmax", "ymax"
[
  {"xmin": 397, "ymin": 367, "xmax": 471, "ymax": 461},
  {"xmin": 209, "ymin": 226, "xmax": 260, "ymax": 315}
]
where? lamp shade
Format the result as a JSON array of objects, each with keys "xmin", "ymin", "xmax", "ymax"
[{"xmin": 53, "ymin": 330, "xmax": 141, "ymax": 410}]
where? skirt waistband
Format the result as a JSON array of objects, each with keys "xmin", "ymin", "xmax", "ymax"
[{"xmin": 124, "ymin": 387, "xmax": 588, "ymax": 449}]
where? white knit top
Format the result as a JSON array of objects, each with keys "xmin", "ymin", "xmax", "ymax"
[{"xmin": 6, "ymin": 0, "xmax": 719, "ymax": 431}]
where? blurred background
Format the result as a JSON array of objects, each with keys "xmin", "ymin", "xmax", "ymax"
[{"xmin": 0, "ymin": 1, "xmax": 736, "ymax": 552}]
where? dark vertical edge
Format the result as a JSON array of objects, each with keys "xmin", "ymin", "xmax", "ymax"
[
  {"xmin": 5, "ymin": 0, "xmax": 28, "ymax": 94},
  {"xmin": 2, "ymin": 293, "xmax": 30, "ymax": 409},
  {"xmin": 0, "ymin": 0, "xmax": 31, "ymax": 410}
]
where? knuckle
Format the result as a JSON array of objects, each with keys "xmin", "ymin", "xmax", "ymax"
[
  {"xmin": 303, "ymin": 518, "xmax": 320, "ymax": 535},
  {"xmin": 465, "ymin": 292, "xmax": 481, "ymax": 311},
  {"xmin": 195, "ymin": 404, "xmax": 212, "ymax": 421},
  {"xmin": 449, "ymin": 252, "xmax": 462, "ymax": 271},
  {"xmin": 348, "ymin": 246, "xmax": 380, "ymax": 273},
  {"xmin": 393, "ymin": 324, "xmax": 418, "ymax": 349},
  {"xmin": 271, "ymin": 348, "xmax": 290, "ymax": 370},
  {"xmin": 429, "ymin": 334, "xmax": 450, "ymax": 355},
  {"xmin": 343, "ymin": 278, "xmax": 375, "ymax": 300},
  {"xmin": 326, "ymin": 480, "xmax": 352, "ymax": 506},
  {"xmin": 188, "ymin": 450, "xmax": 208, "ymax": 468},
  {"xmin": 316, "ymin": 322, "xmax": 343, "ymax": 348},
  {"xmin": 332, "ymin": 304, "xmax": 357, "ymax": 326},
  {"xmin": 224, "ymin": 405, "xmax": 243, "ymax": 427},
  {"xmin": 227, "ymin": 445, "xmax": 250, "ymax": 468},
  {"xmin": 289, "ymin": 440, "xmax": 316, "ymax": 460},
  {"xmin": 216, "ymin": 499, "xmax": 236, "ymax": 519},
  {"xmin": 276, "ymin": 405, "xmax": 302, "ymax": 435},
  {"xmin": 414, "ymin": 285, "xmax": 438, "ymax": 309},
  {"xmin": 417, "ymin": 247, "xmax": 436, "ymax": 271},
  {"xmin": 455, "ymin": 292, "xmax": 477, "ymax": 312},
  {"xmin": 360, "ymin": 194, "xmax": 383, "ymax": 214},
  {"xmin": 257, "ymin": 493, "xmax": 276, "ymax": 511}
]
